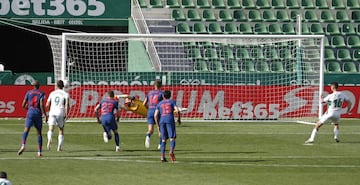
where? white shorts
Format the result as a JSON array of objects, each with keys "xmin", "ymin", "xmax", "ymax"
[
  {"xmin": 319, "ymin": 111, "xmax": 341, "ymax": 124},
  {"xmin": 47, "ymin": 114, "xmax": 66, "ymax": 128}
]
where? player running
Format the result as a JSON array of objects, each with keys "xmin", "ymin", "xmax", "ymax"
[
  {"xmin": 305, "ymin": 82, "xmax": 352, "ymax": 144},
  {"xmin": 46, "ymin": 80, "xmax": 70, "ymax": 151},
  {"xmin": 154, "ymin": 90, "xmax": 181, "ymax": 163},
  {"xmin": 95, "ymin": 90, "xmax": 121, "ymax": 152}
]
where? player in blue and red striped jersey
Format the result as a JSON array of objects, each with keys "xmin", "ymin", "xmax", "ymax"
[
  {"xmin": 94, "ymin": 90, "xmax": 121, "ymax": 152},
  {"xmin": 18, "ymin": 80, "xmax": 47, "ymax": 157},
  {"xmin": 143, "ymin": 80, "xmax": 163, "ymax": 149},
  {"xmin": 155, "ymin": 90, "xmax": 181, "ymax": 163}
]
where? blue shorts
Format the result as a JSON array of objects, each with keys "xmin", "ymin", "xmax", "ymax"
[
  {"xmin": 25, "ymin": 114, "xmax": 42, "ymax": 131},
  {"xmin": 147, "ymin": 109, "xmax": 159, "ymax": 125},
  {"xmin": 101, "ymin": 116, "xmax": 118, "ymax": 132},
  {"xmin": 160, "ymin": 122, "xmax": 176, "ymax": 140}
]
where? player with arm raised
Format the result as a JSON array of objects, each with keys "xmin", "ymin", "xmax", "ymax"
[
  {"xmin": 94, "ymin": 90, "xmax": 121, "ymax": 152},
  {"xmin": 46, "ymin": 80, "xmax": 70, "ymax": 152},
  {"xmin": 18, "ymin": 80, "xmax": 46, "ymax": 157},
  {"xmin": 305, "ymin": 82, "xmax": 352, "ymax": 144},
  {"xmin": 154, "ymin": 90, "xmax": 181, "ymax": 163}
]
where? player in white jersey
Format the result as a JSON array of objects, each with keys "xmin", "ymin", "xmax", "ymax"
[
  {"xmin": 305, "ymin": 82, "xmax": 352, "ymax": 144},
  {"xmin": 46, "ymin": 80, "xmax": 70, "ymax": 151},
  {"xmin": 0, "ymin": 171, "xmax": 12, "ymax": 185}
]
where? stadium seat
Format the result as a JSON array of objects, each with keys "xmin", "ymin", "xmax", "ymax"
[
  {"xmin": 265, "ymin": 48, "xmax": 280, "ymax": 59},
  {"xmin": 342, "ymin": 23, "xmax": 357, "ymax": 35},
  {"xmin": 301, "ymin": 23, "xmax": 311, "ymax": 35},
  {"xmin": 282, "ymin": 23, "xmax": 296, "ymax": 34},
  {"xmin": 301, "ymin": 62, "xmax": 313, "ymax": 72},
  {"xmin": 325, "ymin": 23, "xmax": 341, "ymax": 35},
  {"xmin": 240, "ymin": 61, "xmax": 255, "ymax": 72},
  {"xmin": 351, "ymin": 11, "xmax": 360, "ymax": 22},
  {"xmin": 347, "ymin": 0, "xmax": 360, "ymax": 10},
  {"xmin": 203, "ymin": 9, "xmax": 217, "ymax": 21},
  {"xmin": 353, "ymin": 49, "xmax": 360, "ymax": 61},
  {"xmin": 198, "ymin": 41, "xmax": 213, "ymax": 48},
  {"xmin": 269, "ymin": 24, "xmax": 283, "ymax": 34},
  {"xmin": 208, "ymin": 60, "xmax": 225, "ymax": 72},
  {"xmin": 218, "ymin": 10, "xmax": 233, "ymax": 21},
  {"xmin": 342, "ymin": 61, "xmax": 358, "ymax": 72},
  {"xmin": 284, "ymin": 62, "xmax": 296, "ymax": 72},
  {"xmin": 197, "ymin": 0, "xmax": 211, "ymax": 8},
  {"xmin": 138, "ymin": 0, "xmax": 148, "ymax": 8},
  {"xmin": 187, "ymin": 9, "xmax": 201, "ymax": 21},
  {"xmin": 301, "ymin": 0, "xmax": 315, "ymax": 9},
  {"xmin": 224, "ymin": 23, "xmax": 239, "ymax": 34},
  {"xmin": 193, "ymin": 22, "xmax": 208, "ymax": 34},
  {"xmin": 167, "ymin": 0, "xmax": 181, "ymax": 8},
  {"xmin": 263, "ymin": 10, "xmax": 277, "ymax": 22},
  {"xmin": 290, "ymin": 10, "xmax": 302, "ymax": 21},
  {"xmin": 270, "ymin": 61, "xmax": 285, "ymax": 72},
  {"xmin": 251, "ymin": 48, "xmax": 266, "ymax": 59},
  {"xmin": 324, "ymin": 36, "xmax": 331, "ymax": 48},
  {"xmin": 212, "ymin": 0, "xmax": 226, "ymax": 8},
  {"xmin": 236, "ymin": 48, "xmax": 251, "ymax": 60},
  {"xmin": 315, "ymin": 0, "xmax": 328, "ymax": 9},
  {"xmin": 337, "ymin": 48, "xmax": 352, "ymax": 61},
  {"xmin": 182, "ymin": 0, "xmax": 196, "ymax": 8},
  {"xmin": 248, "ymin": 10, "xmax": 262, "ymax": 22},
  {"xmin": 225, "ymin": 60, "xmax": 240, "ymax": 72},
  {"xmin": 286, "ymin": 0, "xmax": 300, "ymax": 9},
  {"xmin": 233, "ymin": 10, "xmax": 247, "ymax": 21},
  {"xmin": 272, "ymin": 0, "xmax": 286, "ymax": 9},
  {"xmin": 183, "ymin": 41, "xmax": 197, "ymax": 48},
  {"xmin": 256, "ymin": 0, "xmax": 271, "ymax": 9},
  {"xmin": 320, "ymin": 10, "xmax": 335, "ymax": 23},
  {"xmin": 208, "ymin": 22, "xmax": 223, "ymax": 34},
  {"xmin": 336, "ymin": 10, "xmax": 351, "ymax": 22},
  {"xmin": 310, "ymin": 23, "xmax": 324, "ymax": 35},
  {"xmin": 204, "ymin": 48, "xmax": 219, "ymax": 60},
  {"xmin": 278, "ymin": 48, "xmax": 293, "ymax": 59},
  {"xmin": 331, "ymin": 35, "xmax": 347, "ymax": 48},
  {"xmin": 242, "ymin": 0, "xmax": 256, "ymax": 9},
  {"xmin": 326, "ymin": 62, "xmax": 342, "ymax": 72},
  {"xmin": 325, "ymin": 48, "xmax": 336, "ymax": 61},
  {"xmin": 172, "ymin": 9, "xmax": 186, "ymax": 21},
  {"xmin": 331, "ymin": 0, "xmax": 346, "ymax": 9},
  {"xmin": 150, "ymin": 0, "xmax": 163, "ymax": 7},
  {"xmin": 347, "ymin": 35, "xmax": 360, "ymax": 48},
  {"xmin": 176, "ymin": 22, "xmax": 192, "ymax": 34},
  {"xmin": 227, "ymin": 0, "xmax": 241, "ymax": 9},
  {"xmin": 276, "ymin": 10, "xmax": 291, "ymax": 22},
  {"xmin": 188, "ymin": 48, "xmax": 202, "ymax": 59},
  {"xmin": 304, "ymin": 10, "xmax": 318, "ymax": 22},
  {"xmin": 220, "ymin": 46, "xmax": 235, "ymax": 60},
  {"xmin": 255, "ymin": 61, "xmax": 270, "ymax": 72},
  {"xmin": 254, "ymin": 23, "xmax": 268, "ymax": 34},
  {"xmin": 239, "ymin": 23, "xmax": 253, "ymax": 34},
  {"xmin": 194, "ymin": 59, "xmax": 209, "ymax": 71}
]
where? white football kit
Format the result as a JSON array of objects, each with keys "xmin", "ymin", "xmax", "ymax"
[
  {"xmin": 0, "ymin": 178, "xmax": 12, "ymax": 185},
  {"xmin": 47, "ymin": 89, "xmax": 70, "ymax": 128},
  {"xmin": 319, "ymin": 91, "xmax": 349, "ymax": 124}
]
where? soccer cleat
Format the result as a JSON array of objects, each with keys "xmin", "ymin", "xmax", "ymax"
[
  {"xmin": 305, "ymin": 139, "xmax": 314, "ymax": 144},
  {"xmin": 47, "ymin": 140, "xmax": 51, "ymax": 150},
  {"xmin": 169, "ymin": 153, "xmax": 176, "ymax": 163},
  {"xmin": 161, "ymin": 158, "xmax": 168, "ymax": 163},
  {"xmin": 37, "ymin": 152, "xmax": 42, "ymax": 157},
  {"xmin": 335, "ymin": 138, "xmax": 340, "ymax": 143},
  {"xmin": 115, "ymin": 146, "xmax": 120, "ymax": 152},
  {"xmin": 145, "ymin": 136, "xmax": 150, "ymax": 149},
  {"xmin": 18, "ymin": 145, "xmax": 25, "ymax": 155},
  {"xmin": 57, "ymin": 146, "xmax": 62, "ymax": 152},
  {"xmin": 103, "ymin": 132, "xmax": 109, "ymax": 143}
]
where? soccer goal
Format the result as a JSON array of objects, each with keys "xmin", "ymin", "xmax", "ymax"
[{"xmin": 47, "ymin": 33, "xmax": 325, "ymax": 122}]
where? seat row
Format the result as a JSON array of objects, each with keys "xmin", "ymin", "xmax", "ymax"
[
  {"xmin": 324, "ymin": 35, "xmax": 360, "ymax": 49},
  {"xmin": 325, "ymin": 48, "xmax": 360, "ymax": 62},
  {"xmin": 140, "ymin": 0, "xmax": 360, "ymax": 10}
]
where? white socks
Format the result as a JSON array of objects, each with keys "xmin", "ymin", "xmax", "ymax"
[
  {"xmin": 334, "ymin": 128, "xmax": 339, "ymax": 139},
  {"xmin": 47, "ymin": 131, "xmax": 53, "ymax": 142},
  {"xmin": 309, "ymin": 128, "xmax": 317, "ymax": 141},
  {"xmin": 58, "ymin": 134, "xmax": 64, "ymax": 148}
]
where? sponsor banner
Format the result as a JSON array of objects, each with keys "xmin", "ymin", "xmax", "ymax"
[{"xmin": 1, "ymin": 85, "xmax": 359, "ymax": 119}]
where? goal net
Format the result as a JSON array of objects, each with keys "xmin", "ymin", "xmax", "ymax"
[{"xmin": 47, "ymin": 33, "xmax": 324, "ymax": 122}]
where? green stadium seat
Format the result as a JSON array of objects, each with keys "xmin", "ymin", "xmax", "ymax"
[
  {"xmin": 342, "ymin": 62, "xmax": 358, "ymax": 72},
  {"xmin": 336, "ymin": 10, "xmax": 351, "ymax": 22},
  {"xmin": 256, "ymin": 0, "xmax": 271, "ymax": 9},
  {"xmin": 315, "ymin": 0, "xmax": 328, "ymax": 9},
  {"xmin": 290, "ymin": 10, "xmax": 302, "ymax": 21},
  {"xmin": 212, "ymin": 0, "xmax": 226, "ymax": 8},
  {"xmin": 204, "ymin": 48, "xmax": 219, "ymax": 60},
  {"xmin": 269, "ymin": 24, "xmax": 283, "ymax": 34},
  {"xmin": 138, "ymin": 0, "xmax": 148, "ymax": 8},
  {"xmin": 353, "ymin": 49, "xmax": 360, "ymax": 61},
  {"xmin": 167, "ymin": 0, "xmax": 181, "ymax": 8},
  {"xmin": 240, "ymin": 61, "xmax": 255, "ymax": 72},
  {"xmin": 150, "ymin": 0, "xmax": 163, "ymax": 7},
  {"xmin": 347, "ymin": 35, "xmax": 360, "ymax": 48},
  {"xmin": 347, "ymin": 0, "xmax": 360, "ymax": 10},
  {"xmin": 301, "ymin": 23, "xmax": 311, "ymax": 35},
  {"xmin": 325, "ymin": 23, "xmax": 341, "ymax": 35},
  {"xmin": 324, "ymin": 36, "xmax": 331, "ymax": 48},
  {"xmin": 242, "ymin": 0, "xmax": 256, "ymax": 9},
  {"xmin": 263, "ymin": 10, "xmax": 277, "ymax": 22},
  {"xmin": 265, "ymin": 48, "xmax": 280, "ymax": 59},
  {"xmin": 249, "ymin": 10, "xmax": 262, "ymax": 22},
  {"xmin": 326, "ymin": 62, "xmax": 342, "ymax": 72},
  {"xmin": 236, "ymin": 48, "xmax": 251, "ymax": 60},
  {"xmin": 272, "ymin": 0, "xmax": 286, "ymax": 9},
  {"xmin": 310, "ymin": 23, "xmax": 324, "ymax": 35},
  {"xmin": 270, "ymin": 61, "xmax": 285, "ymax": 72},
  {"xmin": 251, "ymin": 48, "xmax": 266, "ymax": 59},
  {"xmin": 188, "ymin": 48, "xmax": 202, "ymax": 59},
  {"xmin": 224, "ymin": 23, "xmax": 239, "ymax": 34},
  {"xmin": 203, "ymin": 9, "xmax": 217, "ymax": 21},
  {"xmin": 255, "ymin": 61, "xmax": 270, "ymax": 72},
  {"xmin": 176, "ymin": 22, "xmax": 192, "ymax": 34},
  {"xmin": 233, "ymin": 10, "xmax": 247, "ymax": 21},
  {"xmin": 197, "ymin": 0, "xmax": 211, "ymax": 8},
  {"xmin": 239, "ymin": 23, "xmax": 253, "ymax": 34},
  {"xmin": 193, "ymin": 22, "xmax": 208, "ymax": 34},
  {"xmin": 194, "ymin": 59, "xmax": 209, "ymax": 72},
  {"xmin": 351, "ymin": 11, "xmax": 360, "ymax": 22},
  {"xmin": 279, "ymin": 48, "xmax": 293, "ymax": 59},
  {"xmin": 301, "ymin": 0, "xmax": 315, "ymax": 9},
  {"xmin": 337, "ymin": 48, "xmax": 352, "ymax": 61},
  {"xmin": 325, "ymin": 48, "xmax": 336, "ymax": 61},
  {"xmin": 254, "ymin": 23, "xmax": 268, "ymax": 34},
  {"xmin": 187, "ymin": 9, "xmax": 201, "ymax": 21},
  {"xmin": 220, "ymin": 46, "xmax": 235, "ymax": 60},
  {"xmin": 332, "ymin": 35, "xmax": 347, "ymax": 48},
  {"xmin": 208, "ymin": 22, "xmax": 223, "ymax": 34},
  {"xmin": 208, "ymin": 60, "xmax": 225, "ymax": 72},
  {"xmin": 284, "ymin": 62, "xmax": 296, "ymax": 72},
  {"xmin": 331, "ymin": 0, "xmax": 346, "ymax": 9},
  {"xmin": 218, "ymin": 10, "xmax": 233, "ymax": 21},
  {"xmin": 304, "ymin": 10, "xmax": 318, "ymax": 22},
  {"xmin": 198, "ymin": 41, "xmax": 213, "ymax": 48},
  {"xmin": 320, "ymin": 10, "xmax": 335, "ymax": 23},
  {"xmin": 286, "ymin": 0, "xmax": 300, "ymax": 9},
  {"xmin": 182, "ymin": 0, "xmax": 196, "ymax": 8},
  {"xmin": 227, "ymin": 0, "xmax": 241, "ymax": 9},
  {"xmin": 225, "ymin": 60, "xmax": 240, "ymax": 72},
  {"xmin": 282, "ymin": 23, "xmax": 296, "ymax": 34},
  {"xmin": 276, "ymin": 10, "xmax": 291, "ymax": 22},
  {"xmin": 172, "ymin": 9, "xmax": 186, "ymax": 21},
  {"xmin": 302, "ymin": 62, "xmax": 314, "ymax": 72},
  {"xmin": 342, "ymin": 23, "xmax": 357, "ymax": 35},
  {"xmin": 183, "ymin": 41, "xmax": 197, "ymax": 48}
]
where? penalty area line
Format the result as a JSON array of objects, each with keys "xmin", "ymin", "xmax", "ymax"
[{"xmin": 297, "ymin": 121, "xmax": 316, "ymax": 125}]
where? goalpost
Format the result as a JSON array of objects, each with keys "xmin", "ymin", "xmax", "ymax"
[{"xmin": 47, "ymin": 33, "xmax": 324, "ymax": 122}]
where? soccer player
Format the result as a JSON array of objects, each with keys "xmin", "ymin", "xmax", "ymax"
[
  {"xmin": 46, "ymin": 80, "xmax": 70, "ymax": 152},
  {"xmin": 18, "ymin": 80, "xmax": 46, "ymax": 157},
  {"xmin": 305, "ymin": 82, "xmax": 352, "ymax": 144},
  {"xmin": 94, "ymin": 90, "xmax": 121, "ymax": 152},
  {"xmin": 0, "ymin": 171, "xmax": 12, "ymax": 185},
  {"xmin": 143, "ymin": 80, "xmax": 163, "ymax": 149},
  {"xmin": 154, "ymin": 90, "xmax": 181, "ymax": 162}
]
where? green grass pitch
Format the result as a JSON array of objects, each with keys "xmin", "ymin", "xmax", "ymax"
[{"xmin": 1, "ymin": 119, "xmax": 360, "ymax": 185}]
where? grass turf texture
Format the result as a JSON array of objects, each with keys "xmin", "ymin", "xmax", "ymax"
[{"xmin": 1, "ymin": 119, "xmax": 360, "ymax": 185}]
